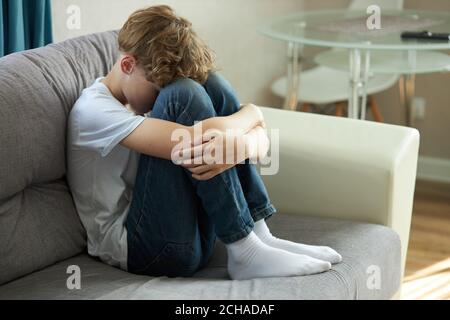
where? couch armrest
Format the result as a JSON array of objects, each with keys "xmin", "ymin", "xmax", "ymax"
[{"xmin": 259, "ymin": 107, "xmax": 420, "ymax": 274}]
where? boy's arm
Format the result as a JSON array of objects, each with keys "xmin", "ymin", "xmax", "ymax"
[
  {"xmin": 120, "ymin": 104, "xmax": 264, "ymax": 160},
  {"xmin": 198, "ymin": 103, "xmax": 264, "ymax": 134}
]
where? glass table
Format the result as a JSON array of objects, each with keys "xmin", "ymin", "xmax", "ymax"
[{"xmin": 258, "ymin": 9, "xmax": 450, "ymax": 125}]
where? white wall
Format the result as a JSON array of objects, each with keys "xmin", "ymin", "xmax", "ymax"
[{"xmin": 52, "ymin": 0, "xmax": 304, "ymax": 107}]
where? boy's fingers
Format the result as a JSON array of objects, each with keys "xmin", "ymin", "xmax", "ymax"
[
  {"xmin": 192, "ymin": 167, "xmax": 226, "ymax": 181},
  {"xmin": 192, "ymin": 172, "xmax": 215, "ymax": 181},
  {"xmin": 191, "ymin": 174, "xmax": 203, "ymax": 181},
  {"xmin": 179, "ymin": 145, "xmax": 202, "ymax": 161},
  {"xmin": 192, "ymin": 134, "xmax": 204, "ymax": 146},
  {"xmin": 180, "ymin": 156, "xmax": 205, "ymax": 168},
  {"xmin": 180, "ymin": 162, "xmax": 197, "ymax": 168},
  {"xmin": 179, "ymin": 140, "xmax": 215, "ymax": 161},
  {"xmin": 188, "ymin": 164, "xmax": 214, "ymax": 175},
  {"xmin": 203, "ymin": 129, "xmax": 222, "ymax": 141}
]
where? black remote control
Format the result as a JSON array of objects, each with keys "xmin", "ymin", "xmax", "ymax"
[{"xmin": 401, "ymin": 30, "xmax": 450, "ymax": 41}]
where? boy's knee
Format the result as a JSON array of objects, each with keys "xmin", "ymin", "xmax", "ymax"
[
  {"xmin": 153, "ymin": 77, "xmax": 215, "ymax": 125},
  {"xmin": 164, "ymin": 77, "xmax": 202, "ymax": 94},
  {"xmin": 204, "ymin": 72, "xmax": 240, "ymax": 116},
  {"xmin": 205, "ymin": 72, "xmax": 234, "ymax": 96}
]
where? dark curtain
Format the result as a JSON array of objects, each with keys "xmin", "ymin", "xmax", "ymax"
[{"xmin": 0, "ymin": 0, "xmax": 53, "ymax": 57}]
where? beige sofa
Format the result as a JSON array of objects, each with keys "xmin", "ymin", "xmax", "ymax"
[{"xmin": 260, "ymin": 107, "xmax": 420, "ymax": 284}]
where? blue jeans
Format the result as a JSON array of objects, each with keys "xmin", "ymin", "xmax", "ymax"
[{"xmin": 126, "ymin": 72, "xmax": 276, "ymax": 277}]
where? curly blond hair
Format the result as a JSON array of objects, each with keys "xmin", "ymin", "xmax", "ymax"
[{"xmin": 118, "ymin": 5, "xmax": 219, "ymax": 88}]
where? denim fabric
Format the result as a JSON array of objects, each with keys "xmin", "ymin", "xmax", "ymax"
[{"xmin": 126, "ymin": 72, "xmax": 276, "ymax": 277}]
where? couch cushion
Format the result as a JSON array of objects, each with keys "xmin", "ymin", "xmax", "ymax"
[
  {"xmin": 0, "ymin": 31, "xmax": 120, "ymax": 284},
  {"xmin": 0, "ymin": 214, "xmax": 401, "ymax": 300}
]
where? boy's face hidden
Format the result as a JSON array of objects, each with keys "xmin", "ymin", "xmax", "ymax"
[{"xmin": 121, "ymin": 56, "xmax": 160, "ymax": 115}]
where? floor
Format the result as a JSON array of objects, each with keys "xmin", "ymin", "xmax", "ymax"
[{"xmin": 401, "ymin": 179, "xmax": 450, "ymax": 300}]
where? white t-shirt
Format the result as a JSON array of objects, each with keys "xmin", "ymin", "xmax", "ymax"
[{"xmin": 67, "ymin": 78, "xmax": 146, "ymax": 271}]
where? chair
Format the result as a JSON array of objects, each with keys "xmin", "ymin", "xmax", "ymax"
[{"xmin": 271, "ymin": 0, "xmax": 404, "ymax": 121}]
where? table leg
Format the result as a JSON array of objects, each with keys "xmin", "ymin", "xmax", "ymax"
[
  {"xmin": 396, "ymin": 51, "xmax": 419, "ymax": 127},
  {"xmin": 348, "ymin": 49, "xmax": 362, "ymax": 119},
  {"xmin": 284, "ymin": 41, "xmax": 304, "ymax": 111},
  {"xmin": 360, "ymin": 50, "xmax": 371, "ymax": 120},
  {"xmin": 400, "ymin": 74, "xmax": 417, "ymax": 127},
  {"xmin": 348, "ymin": 48, "xmax": 371, "ymax": 120}
]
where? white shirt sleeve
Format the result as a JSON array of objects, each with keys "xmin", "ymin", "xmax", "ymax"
[{"xmin": 73, "ymin": 91, "xmax": 146, "ymax": 157}]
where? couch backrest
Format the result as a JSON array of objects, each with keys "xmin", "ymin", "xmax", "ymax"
[{"xmin": 0, "ymin": 31, "xmax": 120, "ymax": 285}]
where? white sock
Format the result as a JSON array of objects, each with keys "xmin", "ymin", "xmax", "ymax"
[
  {"xmin": 253, "ymin": 219, "xmax": 342, "ymax": 264},
  {"xmin": 225, "ymin": 232, "xmax": 331, "ymax": 280}
]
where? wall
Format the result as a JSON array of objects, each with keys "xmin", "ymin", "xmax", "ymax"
[
  {"xmin": 52, "ymin": 0, "xmax": 304, "ymax": 108},
  {"xmin": 51, "ymin": 0, "xmax": 450, "ymax": 167},
  {"xmin": 379, "ymin": 0, "xmax": 450, "ymax": 162}
]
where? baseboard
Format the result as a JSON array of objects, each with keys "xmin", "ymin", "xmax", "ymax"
[{"xmin": 417, "ymin": 156, "xmax": 450, "ymax": 184}]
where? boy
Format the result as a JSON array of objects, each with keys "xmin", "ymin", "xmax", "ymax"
[{"xmin": 67, "ymin": 5, "xmax": 341, "ymax": 280}]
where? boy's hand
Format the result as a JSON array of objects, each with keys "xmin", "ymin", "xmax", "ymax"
[
  {"xmin": 240, "ymin": 103, "xmax": 266, "ymax": 129},
  {"xmin": 183, "ymin": 160, "xmax": 237, "ymax": 181},
  {"xmin": 174, "ymin": 129, "xmax": 247, "ymax": 181},
  {"xmin": 174, "ymin": 125, "xmax": 269, "ymax": 181}
]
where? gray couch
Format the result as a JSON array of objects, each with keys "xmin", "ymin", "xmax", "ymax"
[{"xmin": 0, "ymin": 31, "xmax": 420, "ymax": 300}]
